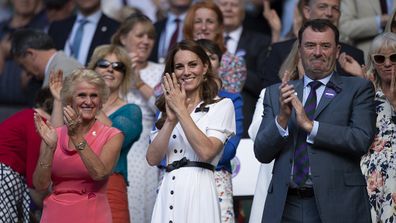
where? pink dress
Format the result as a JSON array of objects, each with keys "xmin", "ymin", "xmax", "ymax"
[{"xmin": 40, "ymin": 121, "xmax": 121, "ymax": 223}]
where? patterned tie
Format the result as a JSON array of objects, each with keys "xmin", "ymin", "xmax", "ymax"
[
  {"xmin": 293, "ymin": 80, "xmax": 322, "ymax": 186},
  {"xmin": 168, "ymin": 18, "xmax": 180, "ymax": 51},
  {"xmin": 71, "ymin": 19, "xmax": 89, "ymax": 58}
]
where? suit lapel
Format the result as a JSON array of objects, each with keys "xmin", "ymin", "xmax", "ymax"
[
  {"xmin": 236, "ymin": 29, "xmax": 247, "ymax": 52},
  {"xmin": 314, "ymin": 74, "xmax": 342, "ymax": 119}
]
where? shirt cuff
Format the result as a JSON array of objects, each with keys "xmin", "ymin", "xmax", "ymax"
[
  {"xmin": 375, "ymin": 16, "xmax": 384, "ymax": 33},
  {"xmin": 306, "ymin": 121, "xmax": 319, "ymax": 144},
  {"xmin": 275, "ymin": 116, "xmax": 289, "ymax": 137}
]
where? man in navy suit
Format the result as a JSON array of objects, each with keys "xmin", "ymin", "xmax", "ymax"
[
  {"xmin": 260, "ymin": 0, "xmax": 365, "ymax": 88},
  {"xmin": 254, "ymin": 19, "xmax": 375, "ymax": 223},
  {"xmin": 47, "ymin": 0, "xmax": 119, "ymax": 65},
  {"xmin": 149, "ymin": 0, "xmax": 192, "ymax": 63},
  {"xmin": 216, "ymin": 0, "xmax": 271, "ymax": 137}
]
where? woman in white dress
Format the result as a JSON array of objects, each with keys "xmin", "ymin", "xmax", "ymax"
[
  {"xmin": 146, "ymin": 40, "xmax": 236, "ymax": 223},
  {"xmin": 112, "ymin": 13, "xmax": 164, "ymax": 223}
]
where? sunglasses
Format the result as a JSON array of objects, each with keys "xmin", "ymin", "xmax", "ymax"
[
  {"xmin": 371, "ymin": 53, "xmax": 396, "ymax": 65},
  {"xmin": 96, "ymin": 59, "xmax": 126, "ymax": 72}
]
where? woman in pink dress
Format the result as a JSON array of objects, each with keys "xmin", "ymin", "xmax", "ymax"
[{"xmin": 33, "ymin": 69, "xmax": 124, "ymax": 223}]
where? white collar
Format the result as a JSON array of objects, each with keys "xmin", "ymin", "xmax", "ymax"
[{"xmin": 225, "ymin": 26, "xmax": 243, "ymax": 42}]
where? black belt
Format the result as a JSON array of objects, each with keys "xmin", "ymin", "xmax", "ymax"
[
  {"xmin": 165, "ymin": 157, "xmax": 215, "ymax": 172},
  {"xmin": 288, "ymin": 187, "xmax": 315, "ymax": 198}
]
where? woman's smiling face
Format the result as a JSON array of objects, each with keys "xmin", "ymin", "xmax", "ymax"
[{"xmin": 173, "ymin": 49, "xmax": 208, "ymax": 93}]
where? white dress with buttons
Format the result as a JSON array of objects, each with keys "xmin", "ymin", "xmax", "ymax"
[{"xmin": 150, "ymin": 98, "xmax": 236, "ymax": 223}]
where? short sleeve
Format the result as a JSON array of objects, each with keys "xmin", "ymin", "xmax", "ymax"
[{"xmin": 206, "ymin": 98, "xmax": 236, "ymax": 143}]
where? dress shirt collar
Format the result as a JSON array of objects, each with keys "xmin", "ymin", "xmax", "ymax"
[
  {"xmin": 303, "ymin": 72, "xmax": 333, "ymax": 87},
  {"xmin": 224, "ymin": 26, "xmax": 243, "ymax": 54},
  {"xmin": 167, "ymin": 12, "xmax": 187, "ymax": 25}
]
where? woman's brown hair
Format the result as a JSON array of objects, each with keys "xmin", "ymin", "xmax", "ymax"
[{"xmin": 155, "ymin": 40, "xmax": 222, "ymax": 129}]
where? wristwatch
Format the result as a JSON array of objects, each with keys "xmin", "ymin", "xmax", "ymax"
[{"xmin": 75, "ymin": 140, "xmax": 87, "ymax": 151}]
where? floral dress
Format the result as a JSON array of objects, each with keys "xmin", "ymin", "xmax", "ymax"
[
  {"xmin": 361, "ymin": 89, "xmax": 396, "ymax": 223},
  {"xmin": 219, "ymin": 51, "xmax": 247, "ymax": 93}
]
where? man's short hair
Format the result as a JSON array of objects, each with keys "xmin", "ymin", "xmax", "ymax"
[
  {"xmin": 298, "ymin": 19, "xmax": 340, "ymax": 45},
  {"xmin": 43, "ymin": 0, "xmax": 70, "ymax": 10},
  {"xmin": 11, "ymin": 28, "xmax": 55, "ymax": 58}
]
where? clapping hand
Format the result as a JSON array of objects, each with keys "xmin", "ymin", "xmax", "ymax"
[
  {"xmin": 263, "ymin": 0, "xmax": 281, "ymax": 43},
  {"xmin": 34, "ymin": 113, "xmax": 57, "ymax": 149},
  {"xmin": 338, "ymin": 52, "xmax": 365, "ymax": 78},
  {"xmin": 278, "ymin": 71, "xmax": 294, "ymax": 118},
  {"xmin": 63, "ymin": 105, "xmax": 82, "ymax": 136},
  {"xmin": 49, "ymin": 69, "xmax": 64, "ymax": 101},
  {"xmin": 162, "ymin": 73, "xmax": 187, "ymax": 121},
  {"xmin": 129, "ymin": 52, "xmax": 145, "ymax": 88}
]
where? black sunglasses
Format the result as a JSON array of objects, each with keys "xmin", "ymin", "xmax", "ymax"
[
  {"xmin": 96, "ymin": 59, "xmax": 126, "ymax": 72},
  {"xmin": 371, "ymin": 53, "xmax": 396, "ymax": 65}
]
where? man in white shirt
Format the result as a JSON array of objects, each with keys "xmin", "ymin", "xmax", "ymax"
[
  {"xmin": 48, "ymin": 0, "xmax": 119, "ymax": 65},
  {"xmin": 149, "ymin": 0, "xmax": 193, "ymax": 63},
  {"xmin": 216, "ymin": 0, "xmax": 271, "ymax": 138}
]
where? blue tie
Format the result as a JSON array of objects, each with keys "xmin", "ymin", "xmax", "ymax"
[
  {"xmin": 71, "ymin": 19, "xmax": 88, "ymax": 59},
  {"xmin": 293, "ymin": 80, "xmax": 322, "ymax": 186}
]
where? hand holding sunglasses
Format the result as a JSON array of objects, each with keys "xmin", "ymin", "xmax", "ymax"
[{"xmin": 96, "ymin": 59, "xmax": 126, "ymax": 73}]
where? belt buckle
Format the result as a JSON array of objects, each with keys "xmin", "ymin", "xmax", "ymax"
[{"xmin": 166, "ymin": 157, "xmax": 189, "ymax": 172}]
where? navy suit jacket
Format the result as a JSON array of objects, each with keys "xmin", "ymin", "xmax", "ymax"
[
  {"xmin": 259, "ymin": 38, "xmax": 365, "ymax": 88},
  {"xmin": 149, "ymin": 17, "xmax": 167, "ymax": 63},
  {"xmin": 47, "ymin": 13, "xmax": 119, "ymax": 65},
  {"xmin": 236, "ymin": 28, "xmax": 271, "ymax": 138},
  {"xmin": 254, "ymin": 72, "xmax": 375, "ymax": 223}
]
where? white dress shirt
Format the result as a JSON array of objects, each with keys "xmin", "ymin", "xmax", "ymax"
[
  {"xmin": 224, "ymin": 26, "xmax": 243, "ymax": 55},
  {"xmin": 64, "ymin": 10, "xmax": 101, "ymax": 65}
]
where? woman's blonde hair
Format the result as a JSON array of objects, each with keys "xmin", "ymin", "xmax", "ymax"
[
  {"xmin": 87, "ymin": 44, "xmax": 132, "ymax": 96},
  {"xmin": 366, "ymin": 32, "xmax": 396, "ymax": 90},
  {"xmin": 61, "ymin": 69, "xmax": 110, "ymax": 108},
  {"xmin": 278, "ymin": 40, "xmax": 302, "ymax": 81}
]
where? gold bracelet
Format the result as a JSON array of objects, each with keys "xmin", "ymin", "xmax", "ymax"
[{"xmin": 39, "ymin": 161, "xmax": 52, "ymax": 169}]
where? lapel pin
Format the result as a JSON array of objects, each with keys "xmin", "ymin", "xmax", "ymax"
[
  {"xmin": 324, "ymin": 88, "xmax": 336, "ymax": 98},
  {"xmin": 101, "ymin": 26, "xmax": 107, "ymax": 32}
]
